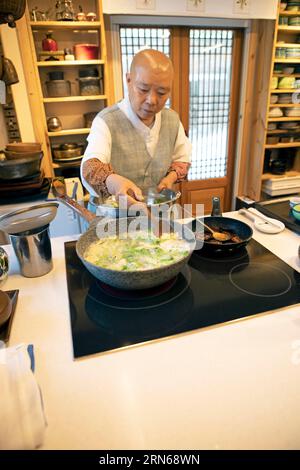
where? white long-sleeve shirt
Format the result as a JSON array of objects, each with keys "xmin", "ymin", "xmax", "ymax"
[{"xmin": 81, "ymin": 96, "xmax": 191, "ymax": 195}]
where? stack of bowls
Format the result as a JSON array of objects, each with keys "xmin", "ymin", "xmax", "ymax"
[{"xmin": 0, "ymin": 143, "xmax": 43, "ymax": 180}]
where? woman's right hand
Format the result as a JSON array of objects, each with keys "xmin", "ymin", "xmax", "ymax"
[{"xmin": 106, "ymin": 174, "xmax": 144, "ymax": 207}]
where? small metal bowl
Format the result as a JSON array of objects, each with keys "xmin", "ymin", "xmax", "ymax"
[{"xmin": 93, "ymin": 188, "xmax": 181, "ymax": 218}]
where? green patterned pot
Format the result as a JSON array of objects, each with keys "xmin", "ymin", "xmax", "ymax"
[{"xmin": 0, "ymin": 246, "xmax": 9, "ymax": 283}]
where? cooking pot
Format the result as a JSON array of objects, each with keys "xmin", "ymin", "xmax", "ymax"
[
  {"xmin": 0, "ymin": 152, "xmax": 43, "ymax": 179},
  {"xmin": 191, "ymin": 215, "xmax": 253, "ymax": 255},
  {"xmin": 52, "ymin": 143, "xmax": 83, "ymax": 160},
  {"xmin": 187, "ymin": 197, "xmax": 253, "ymax": 255},
  {"xmin": 52, "ymin": 180, "xmax": 195, "ymax": 289},
  {"xmin": 0, "ymin": 0, "xmax": 26, "ymax": 28},
  {"xmin": 93, "ymin": 187, "xmax": 181, "ymax": 218}
]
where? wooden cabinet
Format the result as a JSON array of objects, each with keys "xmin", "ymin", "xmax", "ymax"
[
  {"xmin": 16, "ymin": 0, "xmax": 112, "ymax": 177},
  {"xmin": 261, "ymin": 2, "xmax": 300, "ymax": 198}
]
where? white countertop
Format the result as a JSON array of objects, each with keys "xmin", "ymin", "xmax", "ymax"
[{"xmin": 2, "ymin": 211, "xmax": 300, "ymax": 450}]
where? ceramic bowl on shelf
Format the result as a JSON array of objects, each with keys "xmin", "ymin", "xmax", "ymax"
[
  {"xmin": 278, "ymin": 76, "xmax": 295, "ymax": 88},
  {"xmin": 289, "ymin": 196, "xmax": 300, "ymax": 208},
  {"xmin": 282, "ymin": 67, "xmax": 295, "ymax": 74},
  {"xmin": 291, "ymin": 203, "xmax": 300, "ymax": 220}
]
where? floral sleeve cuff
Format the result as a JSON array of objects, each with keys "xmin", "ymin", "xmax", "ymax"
[
  {"xmin": 82, "ymin": 158, "xmax": 114, "ymax": 197},
  {"xmin": 168, "ymin": 162, "xmax": 191, "ymax": 182}
]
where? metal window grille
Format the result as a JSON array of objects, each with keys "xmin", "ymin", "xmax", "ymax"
[
  {"xmin": 119, "ymin": 27, "xmax": 170, "ymax": 95},
  {"xmin": 189, "ymin": 29, "xmax": 233, "ymax": 180}
]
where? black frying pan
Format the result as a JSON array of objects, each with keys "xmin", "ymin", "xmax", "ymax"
[{"xmin": 192, "ymin": 215, "xmax": 253, "ymax": 255}]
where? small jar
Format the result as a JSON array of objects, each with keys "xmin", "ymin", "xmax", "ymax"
[
  {"xmin": 64, "ymin": 48, "xmax": 74, "ymax": 60},
  {"xmin": 78, "ymin": 77, "xmax": 103, "ymax": 96}
]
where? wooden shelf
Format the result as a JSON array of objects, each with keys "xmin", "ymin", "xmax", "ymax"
[
  {"xmin": 30, "ymin": 21, "xmax": 101, "ymax": 29},
  {"xmin": 274, "ymin": 59, "xmax": 300, "ymax": 63},
  {"xmin": 268, "ymin": 117, "xmax": 300, "ymax": 121},
  {"xmin": 270, "ymin": 88, "xmax": 299, "ymax": 92},
  {"xmin": 44, "ymin": 95, "xmax": 106, "ymax": 103},
  {"xmin": 48, "ymin": 128, "xmax": 90, "ymax": 136},
  {"xmin": 279, "ymin": 11, "xmax": 300, "ymax": 17},
  {"xmin": 276, "ymin": 42, "xmax": 300, "ymax": 47},
  {"xmin": 261, "ymin": 171, "xmax": 300, "ymax": 180},
  {"xmin": 273, "ymin": 74, "xmax": 300, "ymax": 77},
  {"xmin": 278, "ymin": 25, "xmax": 300, "ymax": 33},
  {"xmin": 37, "ymin": 60, "xmax": 103, "ymax": 67},
  {"xmin": 269, "ymin": 103, "xmax": 300, "ymax": 107},
  {"xmin": 267, "ymin": 129, "xmax": 300, "ymax": 134},
  {"xmin": 52, "ymin": 160, "xmax": 82, "ymax": 168},
  {"xmin": 265, "ymin": 142, "xmax": 300, "ymax": 148}
]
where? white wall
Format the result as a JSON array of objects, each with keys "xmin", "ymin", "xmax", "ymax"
[{"xmin": 103, "ymin": 0, "xmax": 277, "ymax": 19}]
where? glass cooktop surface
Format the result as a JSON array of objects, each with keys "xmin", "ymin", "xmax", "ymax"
[{"xmin": 64, "ymin": 240, "xmax": 300, "ymax": 359}]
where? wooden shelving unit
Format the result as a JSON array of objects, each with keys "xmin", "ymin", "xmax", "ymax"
[
  {"xmin": 260, "ymin": 2, "xmax": 300, "ymax": 197},
  {"xmin": 16, "ymin": 0, "xmax": 112, "ymax": 176}
]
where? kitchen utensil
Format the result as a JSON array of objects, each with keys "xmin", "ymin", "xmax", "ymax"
[
  {"xmin": 238, "ymin": 208, "xmax": 285, "ymax": 234},
  {"xmin": 74, "ymin": 44, "xmax": 99, "ymax": 60},
  {"xmin": 86, "ymin": 11, "xmax": 96, "ymax": 21},
  {"xmin": 47, "ymin": 116, "xmax": 62, "ymax": 132},
  {"xmin": 1, "ymin": 57, "xmax": 19, "ymax": 85},
  {"xmin": 193, "ymin": 217, "xmax": 231, "ymax": 241},
  {"xmin": 46, "ymin": 80, "xmax": 71, "ymax": 97},
  {"xmin": 52, "ymin": 144, "xmax": 83, "ymax": 159},
  {"xmin": 0, "ymin": 0, "xmax": 26, "ymax": 28},
  {"xmin": 0, "ymin": 246, "xmax": 9, "ymax": 283},
  {"xmin": 5, "ymin": 142, "xmax": 41, "ymax": 153},
  {"xmin": 0, "ymin": 153, "xmax": 43, "ymax": 179},
  {"xmin": 0, "ymin": 202, "xmax": 58, "ymax": 235},
  {"xmin": 10, "ymin": 225, "xmax": 53, "ymax": 278},
  {"xmin": 94, "ymin": 188, "xmax": 181, "ymax": 218},
  {"xmin": 0, "ymin": 290, "xmax": 12, "ymax": 326},
  {"xmin": 52, "ymin": 179, "xmax": 195, "ymax": 289}
]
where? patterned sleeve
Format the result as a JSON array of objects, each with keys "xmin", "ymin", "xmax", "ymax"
[
  {"xmin": 168, "ymin": 162, "xmax": 191, "ymax": 182},
  {"xmin": 82, "ymin": 158, "xmax": 114, "ymax": 198}
]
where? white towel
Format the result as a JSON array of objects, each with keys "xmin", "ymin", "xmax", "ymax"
[{"xmin": 0, "ymin": 343, "xmax": 46, "ymax": 450}]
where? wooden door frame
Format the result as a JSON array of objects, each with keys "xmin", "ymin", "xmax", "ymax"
[{"xmin": 171, "ymin": 27, "xmax": 243, "ymax": 212}]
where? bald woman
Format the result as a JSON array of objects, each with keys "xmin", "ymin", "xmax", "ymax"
[{"xmin": 81, "ymin": 49, "xmax": 191, "ymax": 206}]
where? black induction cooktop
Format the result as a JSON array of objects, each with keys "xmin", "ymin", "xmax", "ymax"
[{"xmin": 64, "ymin": 240, "xmax": 300, "ymax": 359}]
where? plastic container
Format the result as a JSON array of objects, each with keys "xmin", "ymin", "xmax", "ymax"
[
  {"xmin": 46, "ymin": 79, "xmax": 71, "ymax": 97},
  {"xmin": 78, "ymin": 77, "xmax": 103, "ymax": 96}
]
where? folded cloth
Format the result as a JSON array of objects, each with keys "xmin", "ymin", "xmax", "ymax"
[{"xmin": 0, "ymin": 342, "xmax": 46, "ymax": 450}]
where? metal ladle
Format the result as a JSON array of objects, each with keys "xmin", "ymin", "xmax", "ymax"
[{"xmin": 195, "ymin": 218, "xmax": 231, "ymax": 242}]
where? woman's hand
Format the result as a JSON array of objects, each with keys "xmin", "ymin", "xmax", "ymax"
[
  {"xmin": 157, "ymin": 170, "xmax": 177, "ymax": 192},
  {"xmin": 106, "ymin": 174, "xmax": 144, "ymax": 206}
]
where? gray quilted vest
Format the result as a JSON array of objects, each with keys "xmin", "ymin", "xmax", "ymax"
[{"xmin": 99, "ymin": 105, "xmax": 179, "ymax": 192}]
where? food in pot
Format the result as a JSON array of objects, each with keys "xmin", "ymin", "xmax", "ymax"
[{"xmin": 84, "ymin": 232, "xmax": 190, "ymax": 271}]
